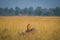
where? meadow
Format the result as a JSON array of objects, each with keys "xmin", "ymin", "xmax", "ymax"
[{"xmin": 0, "ymin": 16, "xmax": 60, "ymax": 40}]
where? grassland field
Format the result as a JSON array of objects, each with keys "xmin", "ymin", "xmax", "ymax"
[{"xmin": 0, "ymin": 16, "xmax": 60, "ymax": 40}]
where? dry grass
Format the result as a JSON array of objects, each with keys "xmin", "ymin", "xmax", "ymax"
[{"xmin": 0, "ymin": 16, "xmax": 60, "ymax": 40}]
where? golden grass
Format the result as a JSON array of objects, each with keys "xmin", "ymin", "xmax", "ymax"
[{"xmin": 0, "ymin": 16, "xmax": 60, "ymax": 40}]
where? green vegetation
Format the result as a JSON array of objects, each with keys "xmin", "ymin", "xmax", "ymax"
[{"xmin": 0, "ymin": 7, "xmax": 60, "ymax": 16}]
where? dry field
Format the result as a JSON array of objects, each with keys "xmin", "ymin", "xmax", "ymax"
[{"xmin": 0, "ymin": 16, "xmax": 60, "ymax": 40}]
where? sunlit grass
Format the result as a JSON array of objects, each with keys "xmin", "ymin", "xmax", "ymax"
[{"xmin": 0, "ymin": 16, "xmax": 60, "ymax": 40}]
